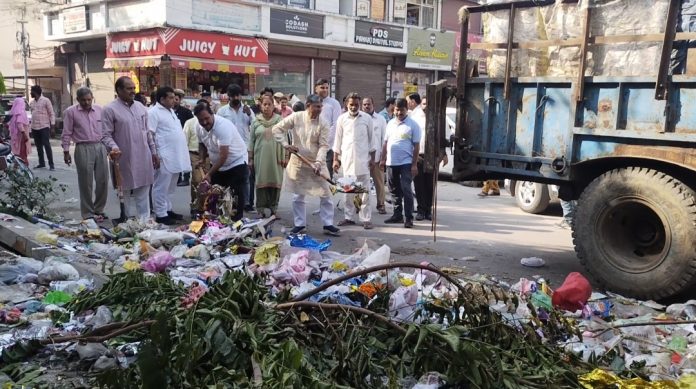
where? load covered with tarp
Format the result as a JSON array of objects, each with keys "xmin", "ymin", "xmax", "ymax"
[{"xmin": 482, "ymin": 0, "xmax": 671, "ymax": 77}]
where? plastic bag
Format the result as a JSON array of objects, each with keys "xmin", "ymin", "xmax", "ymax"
[
  {"xmin": 254, "ymin": 243, "xmax": 281, "ymax": 265},
  {"xmin": 43, "ymin": 290, "xmax": 73, "ymax": 305},
  {"xmin": 0, "ymin": 257, "xmax": 43, "ymax": 284},
  {"xmin": 184, "ymin": 244, "xmax": 210, "ymax": 261},
  {"xmin": 137, "ymin": 230, "xmax": 184, "ymax": 248},
  {"xmin": 169, "ymin": 244, "xmax": 189, "ymax": 258},
  {"xmin": 141, "ymin": 251, "xmax": 175, "ymax": 273},
  {"xmin": 270, "ymin": 250, "xmax": 312, "ymax": 286},
  {"xmin": 520, "ymin": 257, "xmax": 545, "ymax": 267},
  {"xmin": 552, "ymin": 272, "xmax": 591, "ymax": 312},
  {"xmin": 50, "ymin": 279, "xmax": 93, "ymax": 295},
  {"xmin": 289, "ymin": 235, "xmax": 331, "ymax": 251},
  {"xmin": 37, "ymin": 262, "xmax": 80, "ymax": 285},
  {"xmin": 88, "ymin": 243, "xmax": 126, "ymax": 262},
  {"xmin": 389, "ymin": 285, "xmax": 419, "ymax": 322},
  {"xmin": 360, "ymin": 245, "xmax": 390, "ymax": 268}
]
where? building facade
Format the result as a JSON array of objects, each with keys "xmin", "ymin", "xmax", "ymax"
[{"xmin": 43, "ymin": 0, "xmax": 482, "ymax": 111}]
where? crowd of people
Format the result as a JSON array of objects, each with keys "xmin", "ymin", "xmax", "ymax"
[{"xmin": 8, "ymin": 76, "xmax": 447, "ymax": 235}]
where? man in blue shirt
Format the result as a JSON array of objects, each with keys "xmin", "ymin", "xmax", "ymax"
[{"xmin": 379, "ymin": 98, "xmax": 421, "ymax": 228}]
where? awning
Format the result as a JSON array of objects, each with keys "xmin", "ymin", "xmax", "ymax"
[
  {"xmin": 104, "ymin": 56, "xmax": 162, "ymax": 70},
  {"xmin": 169, "ymin": 56, "xmax": 269, "ymax": 74}
]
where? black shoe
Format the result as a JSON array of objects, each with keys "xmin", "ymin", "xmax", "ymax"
[
  {"xmin": 244, "ymin": 205, "xmax": 255, "ymax": 212},
  {"xmin": 415, "ymin": 212, "xmax": 425, "ymax": 221},
  {"xmin": 34, "ymin": 164, "xmax": 46, "ymax": 169},
  {"xmin": 177, "ymin": 180, "xmax": 190, "ymax": 187},
  {"xmin": 168, "ymin": 211, "xmax": 184, "ymax": 220},
  {"xmin": 155, "ymin": 215, "xmax": 177, "ymax": 225},
  {"xmin": 404, "ymin": 219, "xmax": 414, "ymax": 228},
  {"xmin": 384, "ymin": 216, "xmax": 404, "ymax": 224},
  {"xmin": 425, "ymin": 213, "xmax": 432, "ymax": 221},
  {"xmin": 49, "ymin": 166, "xmax": 55, "ymax": 171},
  {"xmin": 290, "ymin": 226, "xmax": 306, "ymax": 234},
  {"xmin": 323, "ymin": 225, "xmax": 341, "ymax": 236}
]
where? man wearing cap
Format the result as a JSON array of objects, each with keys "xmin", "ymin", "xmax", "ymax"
[
  {"xmin": 218, "ymin": 84, "xmax": 254, "ymax": 212},
  {"xmin": 174, "ymin": 89, "xmax": 194, "ymax": 186}
]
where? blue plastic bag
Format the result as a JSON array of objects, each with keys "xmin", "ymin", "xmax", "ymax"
[{"xmin": 289, "ymin": 235, "xmax": 331, "ymax": 252}]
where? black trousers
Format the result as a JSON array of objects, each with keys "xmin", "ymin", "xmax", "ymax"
[
  {"xmin": 413, "ymin": 157, "xmax": 433, "ymax": 216},
  {"xmin": 31, "ymin": 127, "xmax": 54, "ymax": 168},
  {"xmin": 211, "ymin": 163, "xmax": 249, "ymax": 221}
]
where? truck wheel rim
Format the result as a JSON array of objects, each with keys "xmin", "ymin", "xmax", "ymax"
[{"xmin": 595, "ymin": 196, "xmax": 670, "ymax": 274}]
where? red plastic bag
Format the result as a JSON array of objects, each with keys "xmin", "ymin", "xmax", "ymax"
[{"xmin": 552, "ymin": 272, "xmax": 592, "ymax": 311}]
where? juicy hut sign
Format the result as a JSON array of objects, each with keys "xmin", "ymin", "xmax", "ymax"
[
  {"xmin": 405, "ymin": 29, "xmax": 456, "ymax": 71},
  {"xmin": 106, "ymin": 28, "xmax": 269, "ymax": 65},
  {"xmin": 354, "ymin": 21, "xmax": 404, "ymax": 49}
]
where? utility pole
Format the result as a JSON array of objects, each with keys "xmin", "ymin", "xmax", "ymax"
[{"xmin": 17, "ymin": 4, "xmax": 30, "ymax": 98}]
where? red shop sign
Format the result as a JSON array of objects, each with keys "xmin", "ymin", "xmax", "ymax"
[
  {"xmin": 106, "ymin": 28, "xmax": 269, "ymax": 64},
  {"xmin": 107, "ymin": 29, "xmax": 165, "ymax": 58},
  {"xmin": 166, "ymin": 28, "xmax": 268, "ymax": 64}
]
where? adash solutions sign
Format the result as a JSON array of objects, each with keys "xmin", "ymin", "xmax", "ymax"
[
  {"xmin": 354, "ymin": 21, "xmax": 404, "ymax": 49},
  {"xmin": 406, "ymin": 29, "xmax": 456, "ymax": 71},
  {"xmin": 270, "ymin": 9, "xmax": 324, "ymax": 39}
]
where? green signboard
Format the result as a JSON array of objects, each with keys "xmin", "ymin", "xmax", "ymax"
[{"xmin": 406, "ymin": 29, "xmax": 456, "ymax": 71}]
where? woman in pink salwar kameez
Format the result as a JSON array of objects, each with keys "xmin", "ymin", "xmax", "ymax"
[{"xmin": 8, "ymin": 97, "xmax": 31, "ymax": 164}]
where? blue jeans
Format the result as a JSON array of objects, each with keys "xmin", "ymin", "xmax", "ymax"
[
  {"xmin": 561, "ymin": 200, "xmax": 577, "ymax": 224},
  {"xmin": 387, "ymin": 164, "xmax": 414, "ymax": 221}
]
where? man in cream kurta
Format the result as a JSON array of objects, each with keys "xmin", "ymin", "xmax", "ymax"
[
  {"xmin": 149, "ymin": 86, "xmax": 192, "ymax": 225},
  {"xmin": 272, "ymin": 94, "xmax": 341, "ymax": 236},
  {"xmin": 333, "ymin": 93, "xmax": 376, "ymax": 229}
]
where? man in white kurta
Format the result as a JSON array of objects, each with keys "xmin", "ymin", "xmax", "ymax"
[
  {"xmin": 272, "ymin": 94, "xmax": 340, "ymax": 236},
  {"xmin": 333, "ymin": 93, "xmax": 376, "ymax": 229},
  {"xmin": 362, "ymin": 96, "xmax": 388, "ymax": 214},
  {"xmin": 149, "ymin": 87, "xmax": 192, "ymax": 225}
]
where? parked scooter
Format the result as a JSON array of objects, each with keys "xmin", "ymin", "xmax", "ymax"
[{"xmin": 0, "ymin": 139, "xmax": 33, "ymax": 181}]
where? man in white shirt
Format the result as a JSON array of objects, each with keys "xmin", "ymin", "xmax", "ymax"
[
  {"xmin": 362, "ymin": 96, "xmax": 388, "ymax": 215},
  {"xmin": 217, "ymin": 84, "xmax": 255, "ymax": 212},
  {"xmin": 407, "ymin": 92, "xmax": 432, "ymax": 221},
  {"xmin": 314, "ymin": 78, "xmax": 342, "ymax": 180},
  {"xmin": 149, "ymin": 86, "xmax": 192, "ymax": 225},
  {"xmin": 193, "ymin": 102, "xmax": 249, "ymax": 221},
  {"xmin": 333, "ymin": 93, "xmax": 376, "ymax": 230}
]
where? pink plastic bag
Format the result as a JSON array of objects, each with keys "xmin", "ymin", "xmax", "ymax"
[
  {"xmin": 552, "ymin": 272, "xmax": 591, "ymax": 312},
  {"xmin": 141, "ymin": 251, "xmax": 175, "ymax": 273}
]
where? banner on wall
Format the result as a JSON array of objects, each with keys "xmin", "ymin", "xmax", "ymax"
[{"xmin": 405, "ymin": 29, "xmax": 456, "ymax": 71}]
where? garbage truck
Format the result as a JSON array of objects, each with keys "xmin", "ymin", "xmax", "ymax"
[{"xmin": 427, "ymin": 0, "xmax": 696, "ymax": 300}]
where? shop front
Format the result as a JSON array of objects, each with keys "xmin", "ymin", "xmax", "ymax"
[{"xmin": 104, "ymin": 28, "xmax": 269, "ymax": 99}]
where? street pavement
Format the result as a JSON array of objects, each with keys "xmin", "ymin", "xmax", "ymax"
[{"xmin": 17, "ymin": 140, "xmax": 585, "ymax": 286}]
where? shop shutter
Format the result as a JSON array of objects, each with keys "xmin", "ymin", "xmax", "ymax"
[{"xmin": 336, "ymin": 61, "xmax": 386, "ymax": 110}]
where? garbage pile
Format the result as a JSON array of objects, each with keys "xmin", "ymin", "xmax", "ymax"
[{"xmin": 0, "ymin": 214, "xmax": 696, "ymax": 387}]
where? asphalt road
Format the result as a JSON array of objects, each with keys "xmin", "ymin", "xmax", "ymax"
[{"xmin": 15, "ymin": 140, "xmax": 585, "ymax": 287}]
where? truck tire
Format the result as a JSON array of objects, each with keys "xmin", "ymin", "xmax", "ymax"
[
  {"xmin": 573, "ymin": 167, "xmax": 696, "ymax": 300},
  {"xmin": 514, "ymin": 181, "xmax": 550, "ymax": 214}
]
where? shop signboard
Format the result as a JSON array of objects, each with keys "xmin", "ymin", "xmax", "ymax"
[
  {"xmin": 191, "ymin": 0, "xmax": 261, "ymax": 32},
  {"xmin": 354, "ymin": 21, "xmax": 404, "ymax": 49},
  {"xmin": 406, "ymin": 29, "xmax": 456, "ymax": 71},
  {"xmin": 287, "ymin": 0, "xmax": 311, "ymax": 8},
  {"xmin": 106, "ymin": 28, "xmax": 269, "ymax": 65},
  {"xmin": 394, "ymin": 0, "xmax": 407, "ymax": 19},
  {"xmin": 62, "ymin": 6, "xmax": 88, "ymax": 34},
  {"xmin": 270, "ymin": 9, "xmax": 324, "ymax": 39}
]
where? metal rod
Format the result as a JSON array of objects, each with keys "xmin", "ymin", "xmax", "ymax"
[
  {"xmin": 655, "ymin": 0, "xmax": 680, "ymax": 100},
  {"xmin": 503, "ymin": 3, "xmax": 516, "ymax": 100}
]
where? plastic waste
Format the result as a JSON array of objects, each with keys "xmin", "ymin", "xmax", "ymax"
[
  {"xmin": 289, "ymin": 235, "xmax": 331, "ymax": 251},
  {"xmin": 137, "ymin": 229, "xmax": 184, "ymax": 247},
  {"xmin": 254, "ymin": 243, "xmax": 281, "ymax": 265},
  {"xmin": 37, "ymin": 262, "xmax": 80, "ymax": 285},
  {"xmin": 88, "ymin": 243, "xmax": 126, "ymax": 262},
  {"xmin": 141, "ymin": 251, "xmax": 175, "ymax": 273},
  {"xmin": 583, "ymin": 300, "xmax": 613, "ymax": 319},
  {"xmin": 18, "ymin": 300, "xmax": 43, "ymax": 315},
  {"xmin": 50, "ymin": 279, "xmax": 93, "ymax": 295},
  {"xmin": 520, "ymin": 256, "xmax": 545, "ymax": 267},
  {"xmin": 35, "ymin": 230, "xmax": 59, "ymax": 245},
  {"xmin": 185, "ymin": 244, "xmax": 210, "ymax": 261},
  {"xmin": 531, "ymin": 291, "xmax": 553, "ymax": 310},
  {"xmin": 360, "ymin": 245, "xmax": 391, "ymax": 268},
  {"xmin": 270, "ymin": 250, "xmax": 312, "ymax": 285},
  {"xmin": 0, "ymin": 257, "xmax": 43, "ymax": 284},
  {"xmin": 86, "ymin": 306, "xmax": 113, "ymax": 329},
  {"xmin": 43, "ymin": 290, "xmax": 73, "ymax": 305},
  {"xmin": 389, "ymin": 285, "xmax": 419, "ymax": 322},
  {"xmin": 169, "ymin": 244, "xmax": 189, "ymax": 258},
  {"xmin": 552, "ymin": 272, "xmax": 591, "ymax": 312},
  {"xmin": 75, "ymin": 343, "xmax": 108, "ymax": 360}
]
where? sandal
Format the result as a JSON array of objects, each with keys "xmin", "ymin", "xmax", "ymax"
[
  {"xmin": 363, "ymin": 222, "xmax": 374, "ymax": 230},
  {"xmin": 337, "ymin": 219, "xmax": 356, "ymax": 226}
]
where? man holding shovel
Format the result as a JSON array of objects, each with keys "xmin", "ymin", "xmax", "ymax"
[
  {"xmin": 272, "ymin": 94, "xmax": 340, "ymax": 236},
  {"xmin": 101, "ymin": 76, "xmax": 160, "ymax": 222}
]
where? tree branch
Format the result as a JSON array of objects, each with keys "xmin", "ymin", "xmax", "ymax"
[
  {"xmin": 40, "ymin": 320, "xmax": 156, "ymax": 345},
  {"xmin": 276, "ymin": 301, "xmax": 407, "ymax": 334}
]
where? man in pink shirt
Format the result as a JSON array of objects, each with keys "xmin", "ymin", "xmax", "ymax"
[
  {"xmin": 29, "ymin": 85, "xmax": 56, "ymax": 170},
  {"xmin": 62, "ymin": 87, "xmax": 109, "ymax": 221}
]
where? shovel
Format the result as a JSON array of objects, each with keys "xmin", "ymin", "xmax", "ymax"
[
  {"xmin": 111, "ymin": 157, "xmax": 127, "ymax": 225},
  {"xmin": 290, "ymin": 151, "xmax": 336, "ymax": 186}
]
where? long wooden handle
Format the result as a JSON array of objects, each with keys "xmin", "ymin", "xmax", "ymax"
[
  {"xmin": 112, "ymin": 160, "xmax": 125, "ymax": 201},
  {"xmin": 291, "ymin": 151, "xmax": 334, "ymax": 184}
]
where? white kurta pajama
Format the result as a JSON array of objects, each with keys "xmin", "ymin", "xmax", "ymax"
[
  {"xmin": 333, "ymin": 111, "xmax": 375, "ymax": 223},
  {"xmin": 272, "ymin": 111, "xmax": 334, "ymax": 227},
  {"xmin": 149, "ymin": 103, "xmax": 192, "ymax": 218}
]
